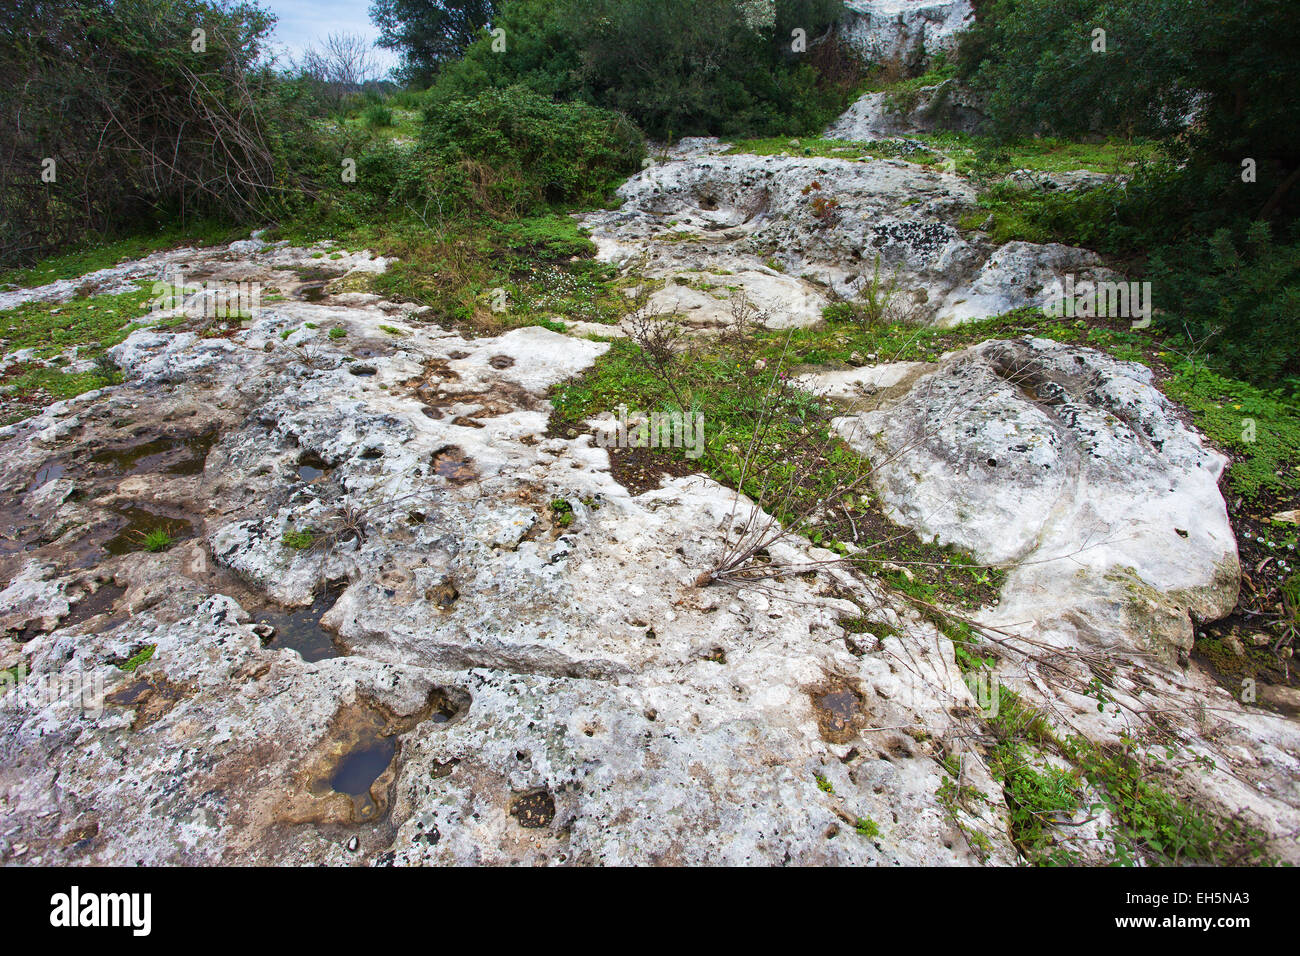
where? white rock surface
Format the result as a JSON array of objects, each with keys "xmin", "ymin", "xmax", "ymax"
[
  {"xmin": 841, "ymin": 0, "xmax": 975, "ymax": 64},
  {"xmin": 582, "ymin": 146, "xmax": 1115, "ymax": 330},
  {"xmin": 0, "ymin": 241, "xmax": 1019, "ymax": 865},
  {"xmin": 825, "ymin": 337, "xmax": 1240, "ymax": 662},
  {"xmin": 1, "ymin": 167, "xmax": 1296, "ymax": 867}
]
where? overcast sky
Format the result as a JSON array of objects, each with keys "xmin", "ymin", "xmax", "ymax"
[{"xmin": 261, "ymin": 0, "xmax": 400, "ymax": 76}]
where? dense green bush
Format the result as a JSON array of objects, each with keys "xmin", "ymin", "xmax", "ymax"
[
  {"xmin": 417, "ymin": 86, "xmax": 645, "ymax": 215},
  {"xmin": 1149, "ymin": 223, "xmax": 1300, "ymax": 383},
  {"xmin": 0, "ymin": 0, "xmax": 325, "ymax": 267},
  {"xmin": 431, "ymin": 0, "xmax": 861, "ymax": 139},
  {"xmin": 957, "ymin": 0, "xmax": 1300, "ymax": 384}
]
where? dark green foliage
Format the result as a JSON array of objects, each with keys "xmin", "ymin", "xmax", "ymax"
[
  {"xmin": 0, "ymin": 0, "xmax": 324, "ymax": 267},
  {"xmin": 957, "ymin": 0, "xmax": 1300, "ymax": 384},
  {"xmin": 370, "ymin": 0, "xmax": 499, "ymax": 87},
  {"xmin": 1149, "ymin": 223, "xmax": 1300, "ymax": 384},
  {"xmin": 417, "ymin": 87, "xmax": 645, "ymax": 215},
  {"xmin": 431, "ymin": 0, "xmax": 862, "ymax": 139}
]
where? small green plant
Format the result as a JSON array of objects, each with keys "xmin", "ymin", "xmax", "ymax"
[
  {"xmin": 362, "ymin": 102, "xmax": 394, "ymax": 130},
  {"xmin": 328, "ymin": 327, "xmax": 347, "ymax": 339},
  {"xmin": 550, "ymin": 498, "xmax": 574, "ymax": 527},
  {"xmin": 855, "ymin": 816, "xmax": 880, "ymax": 838},
  {"xmin": 282, "ymin": 528, "xmax": 316, "ymax": 550},
  {"xmin": 815, "ymin": 774, "xmax": 834, "ymax": 794},
  {"xmin": 140, "ymin": 528, "xmax": 173, "ymax": 552},
  {"xmin": 118, "ymin": 645, "xmax": 156, "ymax": 672}
]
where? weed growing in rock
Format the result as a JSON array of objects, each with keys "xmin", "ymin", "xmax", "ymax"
[
  {"xmin": 117, "ymin": 645, "xmax": 156, "ymax": 673},
  {"xmin": 140, "ymin": 528, "xmax": 173, "ymax": 552},
  {"xmin": 282, "ymin": 528, "xmax": 316, "ymax": 550}
]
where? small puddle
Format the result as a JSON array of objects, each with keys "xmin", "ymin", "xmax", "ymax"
[
  {"xmin": 330, "ymin": 736, "xmax": 397, "ymax": 810},
  {"xmin": 102, "ymin": 507, "xmax": 195, "ymax": 556},
  {"xmin": 300, "ymin": 283, "xmax": 327, "ymax": 302},
  {"xmin": 432, "ymin": 446, "xmax": 476, "ymax": 483},
  {"xmin": 299, "ymin": 689, "xmax": 465, "ymax": 824},
  {"xmin": 89, "ymin": 431, "xmax": 217, "ymax": 477},
  {"xmin": 255, "ymin": 583, "xmax": 346, "ymax": 662},
  {"xmin": 326, "ymin": 691, "xmax": 460, "ymax": 820},
  {"xmin": 296, "ymin": 452, "xmax": 331, "ymax": 483},
  {"xmin": 32, "ymin": 462, "xmax": 66, "ymax": 488}
]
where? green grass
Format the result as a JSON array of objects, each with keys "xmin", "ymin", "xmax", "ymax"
[
  {"xmin": 549, "ymin": 330, "xmax": 1004, "ymax": 607},
  {"xmin": 725, "ymin": 136, "xmax": 943, "ymax": 166},
  {"xmin": 281, "ymin": 528, "xmax": 316, "ymax": 550},
  {"xmin": 0, "ymin": 282, "xmax": 160, "ymax": 358},
  {"xmin": 983, "ymin": 688, "xmax": 1273, "ymax": 865},
  {"xmin": 328, "ymin": 326, "xmax": 347, "ymax": 339},
  {"xmin": 278, "ymin": 210, "xmax": 627, "ymax": 330},
  {"xmin": 915, "ymin": 131, "xmax": 1160, "ymax": 179},
  {"xmin": 141, "ymin": 528, "xmax": 173, "ymax": 552},
  {"xmin": 1163, "ymin": 365, "xmax": 1300, "ymax": 501},
  {"xmin": 0, "ymin": 221, "xmax": 240, "ymax": 291}
]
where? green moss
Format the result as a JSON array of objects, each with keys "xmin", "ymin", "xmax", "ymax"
[
  {"xmin": 117, "ymin": 644, "xmax": 156, "ymax": 673},
  {"xmin": 0, "ymin": 282, "xmax": 158, "ymax": 358},
  {"xmin": 281, "ymin": 528, "xmax": 316, "ymax": 550}
]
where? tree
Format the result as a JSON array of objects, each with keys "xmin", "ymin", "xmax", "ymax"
[
  {"xmin": 0, "ymin": 0, "xmax": 317, "ymax": 266},
  {"xmin": 958, "ymin": 0, "xmax": 1300, "ymax": 221},
  {"xmin": 429, "ymin": 0, "xmax": 859, "ymax": 139},
  {"xmin": 369, "ymin": 0, "xmax": 499, "ymax": 86},
  {"xmin": 299, "ymin": 31, "xmax": 381, "ymax": 106}
]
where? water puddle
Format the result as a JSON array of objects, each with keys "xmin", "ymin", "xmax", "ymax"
[
  {"xmin": 300, "ymin": 283, "xmax": 327, "ymax": 302},
  {"xmin": 432, "ymin": 446, "xmax": 476, "ymax": 483},
  {"xmin": 326, "ymin": 691, "xmax": 460, "ymax": 821},
  {"xmin": 296, "ymin": 451, "xmax": 331, "ymax": 483},
  {"xmin": 31, "ymin": 462, "xmax": 66, "ymax": 488},
  {"xmin": 89, "ymin": 430, "xmax": 217, "ymax": 477},
  {"xmin": 329, "ymin": 736, "xmax": 397, "ymax": 814},
  {"xmin": 102, "ymin": 506, "xmax": 195, "ymax": 556},
  {"xmin": 254, "ymin": 583, "xmax": 346, "ymax": 662},
  {"xmin": 287, "ymin": 689, "xmax": 466, "ymax": 825}
]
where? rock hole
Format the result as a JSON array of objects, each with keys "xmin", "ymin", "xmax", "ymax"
[
  {"xmin": 510, "ymin": 789, "xmax": 555, "ymax": 829},
  {"xmin": 431, "ymin": 446, "xmax": 476, "ymax": 483},
  {"xmin": 296, "ymin": 451, "xmax": 331, "ymax": 482},
  {"xmin": 254, "ymin": 581, "xmax": 347, "ymax": 662},
  {"xmin": 101, "ymin": 506, "xmax": 195, "ymax": 556}
]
